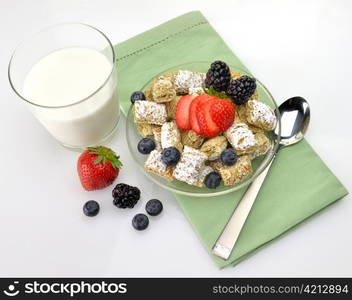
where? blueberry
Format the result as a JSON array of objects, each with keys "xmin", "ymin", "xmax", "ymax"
[
  {"xmin": 220, "ymin": 149, "xmax": 238, "ymax": 166},
  {"xmin": 161, "ymin": 147, "xmax": 180, "ymax": 166},
  {"xmin": 145, "ymin": 199, "xmax": 163, "ymax": 216},
  {"xmin": 83, "ymin": 200, "xmax": 100, "ymax": 217},
  {"xmin": 137, "ymin": 138, "xmax": 156, "ymax": 154},
  {"xmin": 204, "ymin": 172, "xmax": 221, "ymax": 189},
  {"xmin": 130, "ymin": 91, "xmax": 146, "ymax": 104},
  {"xmin": 132, "ymin": 214, "xmax": 149, "ymax": 230}
]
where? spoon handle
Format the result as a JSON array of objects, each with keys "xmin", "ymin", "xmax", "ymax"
[{"xmin": 212, "ymin": 154, "xmax": 276, "ymax": 260}]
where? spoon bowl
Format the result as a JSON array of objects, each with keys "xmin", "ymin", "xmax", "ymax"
[{"xmin": 276, "ymin": 96, "xmax": 310, "ymax": 147}]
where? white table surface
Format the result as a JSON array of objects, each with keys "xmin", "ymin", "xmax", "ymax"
[{"xmin": 1, "ymin": 0, "xmax": 351, "ymax": 277}]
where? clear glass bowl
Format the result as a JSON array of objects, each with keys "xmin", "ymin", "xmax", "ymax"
[{"xmin": 126, "ymin": 62, "xmax": 281, "ymax": 197}]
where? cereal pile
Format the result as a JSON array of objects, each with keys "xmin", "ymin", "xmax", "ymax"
[{"xmin": 132, "ymin": 61, "xmax": 277, "ymax": 189}]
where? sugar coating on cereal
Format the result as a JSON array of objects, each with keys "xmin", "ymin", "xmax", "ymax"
[
  {"xmin": 245, "ymin": 100, "xmax": 276, "ymax": 131},
  {"xmin": 199, "ymin": 165, "xmax": 214, "ymax": 182},
  {"xmin": 189, "ymin": 86, "xmax": 204, "ymax": 96},
  {"xmin": 211, "ymin": 156, "xmax": 252, "ymax": 186},
  {"xmin": 134, "ymin": 101, "xmax": 167, "ymax": 125},
  {"xmin": 174, "ymin": 70, "xmax": 205, "ymax": 94},
  {"xmin": 163, "ymin": 72, "xmax": 176, "ymax": 83},
  {"xmin": 161, "ymin": 121, "xmax": 183, "ymax": 152},
  {"xmin": 236, "ymin": 106, "xmax": 264, "ymax": 133},
  {"xmin": 181, "ymin": 130, "xmax": 204, "ymax": 149},
  {"xmin": 152, "ymin": 76, "xmax": 176, "ymax": 103},
  {"xmin": 172, "ymin": 146, "xmax": 207, "ymax": 185},
  {"xmin": 225, "ymin": 123, "xmax": 256, "ymax": 155},
  {"xmin": 144, "ymin": 150, "xmax": 174, "ymax": 181},
  {"xmin": 200, "ymin": 136, "xmax": 228, "ymax": 161}
]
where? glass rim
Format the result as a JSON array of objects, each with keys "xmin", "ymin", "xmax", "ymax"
[{"xmin": 8, "ymin": 22, "xmax": 116, "ymax": 109}]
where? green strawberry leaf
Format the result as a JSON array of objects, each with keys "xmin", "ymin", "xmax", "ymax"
[
  {"xmin": 94, "ymin": 156, "xmax": 103, "ymax": 165},
  {"xmin": 89, "ymin": 146, "xmax": 123, "ymax": 169},
  {"xmin": 205, "ymin": 87, "xmax": 229, "ymax": 99}
]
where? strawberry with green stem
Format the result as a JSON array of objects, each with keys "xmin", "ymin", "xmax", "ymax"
[{"xmin": 77, "ymin": 146, "xmax": 122, "ymax": 191}]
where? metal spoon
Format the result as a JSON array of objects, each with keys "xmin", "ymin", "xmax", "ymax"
[{"xmin": 213, "ymin": 96, "xmax": 310, "ymax": 260}]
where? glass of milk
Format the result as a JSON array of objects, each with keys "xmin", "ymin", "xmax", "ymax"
[{"xmin": 8, "ymin": 23, "xmax": 120, "ymax": 150}]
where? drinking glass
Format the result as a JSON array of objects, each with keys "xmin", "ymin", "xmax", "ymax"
[{"xmin": 8, "ymin": 23, "xmax": 120, "ymax": 150}]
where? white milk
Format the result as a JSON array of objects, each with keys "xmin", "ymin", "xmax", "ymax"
[{"xmin": 23, "ymin": 47, "xmax": 119, "ymax": 147}]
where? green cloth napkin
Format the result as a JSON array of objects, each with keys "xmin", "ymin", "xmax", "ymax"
[{"xmin": 115, "ymin": 11, "xmax": 348, "ymax": 268}]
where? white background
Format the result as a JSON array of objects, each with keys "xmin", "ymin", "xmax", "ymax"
[{"xmin": 0, "ymin": 0, "xmax": 351, "ymax": 277}]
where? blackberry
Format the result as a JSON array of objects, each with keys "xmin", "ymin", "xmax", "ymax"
[
  {"xmin": 226, "ymin": 76, "xmax": 256, "ymax": 105},
  {"xmin": 205, "ymin": 61, "xmax": 231, "ymax": 92},
  {"xmin": 112, "ymin": 183, "xmax": 141, "ymax": 208}
]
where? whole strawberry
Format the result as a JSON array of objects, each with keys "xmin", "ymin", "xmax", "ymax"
[{"xmin": 77, "ymin": 146, "xmax": 122, "ymax": 191}]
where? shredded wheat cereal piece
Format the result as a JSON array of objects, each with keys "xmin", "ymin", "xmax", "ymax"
[
  {"xmin": 181, "ymin": 130, "xmax": 204, "ymax": 149},
  {"xmin": 143, "ymin": 88, "xmax": 153, "ymax": 101},
  {"xmin": 250, "ymin": 132, "xmax": 271, "ymax": 159},
  {"xmin": 195, "ymin": 165, "xmax": 214, "ymax": 187},
  {"xmin": 247, "ymin": 124, "xmax": 264, "ymax": 134},
  {"xmin": 225, "ymin": 123, "xmax": 256, "ymax": 155},
  {"xmin": 134, "ymin": 101, "xmax": 167, "ymax": 125},
  {"xmin": 160, "ymin": 121, "xmax": 183, "ymax": 152},
  {"xmin": 151, "ymin": 126, "xmax": 162, "ymax": 150},
  {"xmin": 152, "ymin": 76, "xmax": 176, "ymax": 103},
  {"xmin": 236, "ymin": 104, "xmax": 248, "ymax": 122},
  {"xmin": 174, "ymin": 70, "xmax": 205, "ymax": 94},
  {"xmin": 200, "ymin": 136, "xmax": 228, "ymax": 161},
  {"xmin": 165, "ymin": 95, "xmax": 181, "ymax": 119},
  {"xmin": 163, "ymin": 72, "xmax": 177, "ymax": 83},
  {"xmin": 209, "ymin": 159, "xmax": 223, "ymax": 173},
  {"xmin": 144, "ymin": 150, "xmax": 174, "ymax": 181},
  {"xmin": 210, "ymin": 156, "xmax": 252, "ymax": 186},
  {"xmin": 172, "ymin": 146, "xmax": 208, "ymax": 185},
  {"xmin": 234, "ymin": 105, "xmax": 263, "ymax": 133},
  {"xmin": 245, "ymin": 100, "xmax": 277, "ymax": 131},
  {"xmin": 189, "ymin": 86, "xmax": 204, "ymax": 95},
  {"xmin": 136, "ymin": 123, "xmax": 154, "ymax": 137},
  {"xmin": 152, "ymin": 126, "xmax": 161, "ymax": 142}
]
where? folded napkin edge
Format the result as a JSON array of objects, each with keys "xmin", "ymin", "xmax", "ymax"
[{"xmin": 115, "ymin": 11, "xmax": 208, "ymax": 62}]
